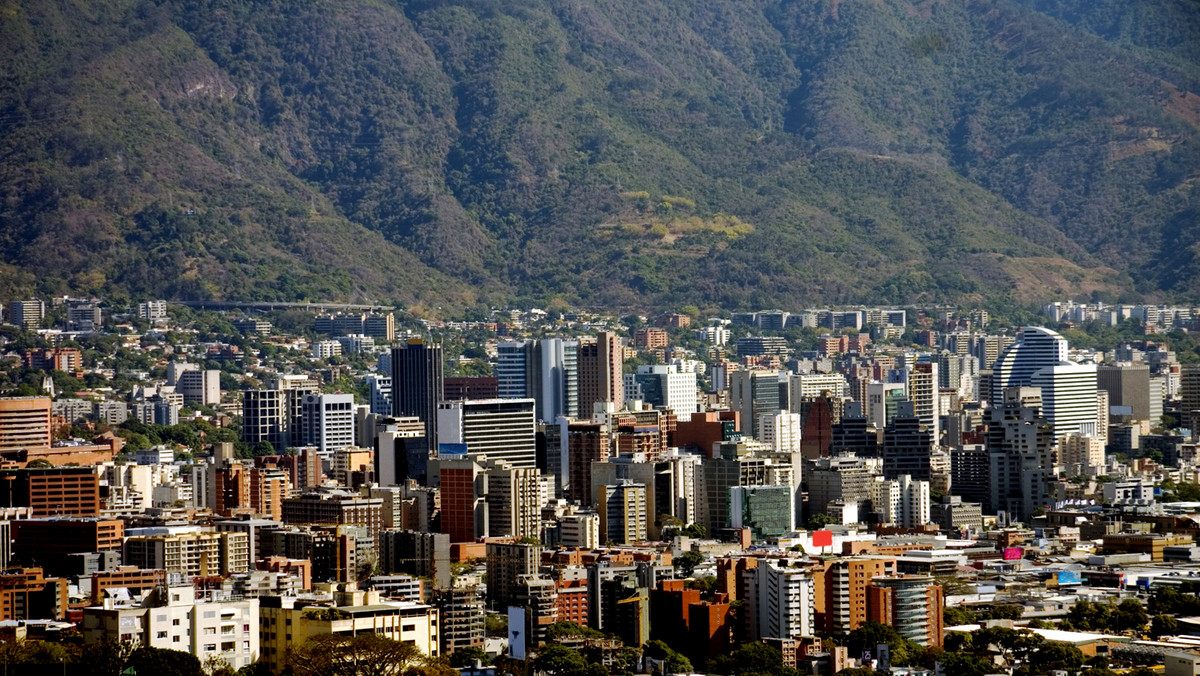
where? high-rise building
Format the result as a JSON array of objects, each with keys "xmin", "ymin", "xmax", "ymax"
[
  {"xmin": 364, "ymin": 374, "xmax": 392, "ymax": 415},
  {"xmin": 867, "ymin": 576, "xmax": 944, "ymax": 647},
  {"xmin": 908, "ymin": 362, "xmax": 940, "ymax": 439},
  {"xmin": 631, "ymin": 365, "xmax": 698, "ymax": 415},
  {"xmin": 867, "ymin": 383, "xmax": 906, "ymax": 429},
  {"xmin": 562, "ymin": 420, "xmax": 610, "ymax": 504},
  {"xmin": 598, "ymin": 481, "xmax": 648, "ymax": 545},
  {"xmin": 730, "ymin": 370, "xmax": 781, "ymax": 437},
  {"xmin": 1030, "ymin": 362, "xmax": 1098, "ymax": 440},
  {"xmin": 496, "ymin": 339, "xmax": 579, "ymax": 423},
  {"xmin": 882, "ymin": 402, "xmax": 934, "ymax": 481},
  {"xmin": 379, "ymin": 529, "xmax": 451, "ymax": 588},
  {"xmin": 0, "ymin": 467, "xmax": 99, "ymax": 517},
  {"xmin": 437, "ymin": 399, "xmax": 537, "ymax": 469},
  {"xmin": 486, "ymin": 542, "xmax": 541, "ymax": 609},
  {"xmin": 815, "ymin": 557, "xmax": 894, "ymax": 636},
  {"xmin": 578, "ymin": 332, "xmax": 624, "ymax": 418},
  {"xmin": 485, "ymin": 461, "xmax": 543, "ymax": 539},
  {"xmin": 242, "ymin": 389, "xmax": 287, "ymax": 450},
  {"xmin": 895, "ymin": 475, "xmax": 930, "ymax": 528},
  {"xmin": 744, "ymin": 559, "xmax": 814, "ymax": 640},
  {"xmin": 392, "ymin": 340, "xmax": 444, "ymax": 446},
  {"xmin": 434, "ymin": 587, "xmax": 485, "ymax": 654},
  {"xmin": 433, "ymin": 456, "xmax": 487, "ymax": 543},
  {"xmin": 7, "ymin": 300, "xmax": 44, "ymax": 329},
  {"xmin": 300, "ymin": 393, "xmax": 355, "ymax": 451},
  {"xmin": 991, "ymin": 328, "xmax": 1068, "ymax": 403},
  {"xmin": 0, "ymin": 397, "xmax": 51, "ymax": 455},
  {"xmin": 122, "ymin": 531, "xmax": 249, "ymax": 577},
  {"xmin": 729, "ymin": 485, "xmax": 794, "ymax": 540},
  {"xmin": 757, "ymin": 412, "xmax": 802, "ymax": 454},
  {"xmin": 176, "ymin": 369, "xmax": 221, "ymax": 406},
  {"xmin": 987, "ymin": 389, "xmax": 1054, "ymax": 520},
  {"xmin": 1182, "ymin": 364, "xmax": 1200, "ymax": 432}
]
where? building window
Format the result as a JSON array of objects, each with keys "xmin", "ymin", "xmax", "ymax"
[
  {"xmin": 173, "ymin": 636, "xmax": 180, "ymax": 643},
  {"xmin": 204, "ymin": 645, "xmax": 216, "ymax": 653},
  {"xmin": 204, "ymin": 627, "xmax": 216, "ymax": 635},
  {"xmin": 172, "ymin": 619, "xmax": 180, "ymax": 626}
]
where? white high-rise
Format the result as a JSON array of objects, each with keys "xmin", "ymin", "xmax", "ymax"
[
  {"xmin": 495, "ymin": 340, "xmax": 578, "ymax": 422},
  {"xmin": 1030, "ymin": 361, "xmax": 1099, "ymax": 439},
  {"xmin": 758, "ymin": 411, "xmax": 802, "ymax": 453},
  {"xmin": 991, "ymin": 327, "xmax": 1070, "ymax": 405},
  {"xmin": 745, "ymin": 559, "xmax": 814, "ymax": 640},
  {"xmin": 300, "ymin": 393, "xmax": 355, "ymax": 451}
]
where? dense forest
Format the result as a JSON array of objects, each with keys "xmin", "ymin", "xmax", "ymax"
[{"xmin": 1, "ymin": 0, "xmax": 1198, "ymax": 310}]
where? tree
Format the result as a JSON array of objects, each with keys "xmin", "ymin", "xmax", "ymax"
[
  {"xmin": 937, "ymin": 653, "xmax": 989, "ymax": 676},
  {"xmin": 645, "ymin": 641, "xmax": 693, "ymax": 674},
  {"xmin": 448, "ymin": 647, "xmax": 491, "ymax": 668},
  {"xmin": 675, "ymin": 550, "xmax": 704, "ymax": 577},
  {"xmin": 1028, "ymin": 643, "xmax": 1085, "ymax": 673},
  {"xmin": 806, "ymin": 513, "xmax": 835, "ymax": 530},
  {"xmin": 1113, "ymin": 599, "xmax": 1149, "ymax": 633},
  {"xmin": 128, "ymin": 646, "xmax": 204, "ymax": 676},
  {"xmin": 547, "ymin": 622, "xmax": 604, "ymax": 640},
  {"xmin": 533, "ymin": 645, "xmax": 591, "ymax": 676},
  {"xmin": 287, "ymin": 633, "xmax": 421, "ymax": 676},
  {"xmin": 1152, "ymin": 614, "xmax": 1179, "ymax": 638}
]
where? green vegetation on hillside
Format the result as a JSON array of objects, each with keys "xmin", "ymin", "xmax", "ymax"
[{"xmin": 1, "ymin": 0, "xmax": 1198, "ymax": 309}]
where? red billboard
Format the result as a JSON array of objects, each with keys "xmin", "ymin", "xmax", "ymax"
[
  {"xmin": 1003, "ymin": 547, "xmax": 1023, "ymax": 561},
  {"xmin": 812, "ymin": 530, "xmax": 833, "ymax": 548}
]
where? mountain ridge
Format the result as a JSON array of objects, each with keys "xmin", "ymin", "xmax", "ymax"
[{"xmin": 1, "ymin": 0, "xmax": 1197, "ymax": 310}]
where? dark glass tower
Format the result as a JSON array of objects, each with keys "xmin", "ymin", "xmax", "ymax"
[{"xmin": 391, "ymin": 339, "xmax": 444, "ymax": 446}]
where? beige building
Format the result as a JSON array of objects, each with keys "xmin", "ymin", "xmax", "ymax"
[
  {"xmin": 123, "ymin": 530, "xmax": 249, "ymax": 577},
  {"xmin": 258, "ymin": 585, "xmax": 437, "ymax": 674},
  {"xmin": 82, "ymin": 585, "xmax": 259, "ymax": 671}
]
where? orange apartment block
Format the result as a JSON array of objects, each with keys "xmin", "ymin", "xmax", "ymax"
[
  {"xmin": 12, "ymin": 517, "xmax": 123, "ymax": 571},
  {"xmin": 556, "ymin": 579, "xmax": 589, "ymax": 626},
  {"xmin": 813, "ymin": 557, "xmax": 895, "ymax": 636},
  {"xmin": 633, "ymin": 328, "xmax": 668, "ymax": 351},
  {"xmin": 866, "ymin": 576, "xmax": 944, "ymax": 647},
  {"xmin": 0, "ymin": 466, "xmax": 100, "ymax": 517},
  {"xmin": 22, "ymin": 349, "xmax": 82, "ymax": 375},
  {"xmin": 259, "ymin": 556, "xmax": 313, "ymax": 590},
  {"xmin": 0, "ymin": 568, "xmax": 68, "ymax": 621},
  {"xmin": 90, "ymin": 566, "xmax": 167, "ymax": 604},
  {"xmin": 0, "ymin": 397, "xmax": 51, "ymax": 455}
]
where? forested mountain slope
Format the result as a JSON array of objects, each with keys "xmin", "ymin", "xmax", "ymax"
[{"xmin": 2, "ymin": 0, "xmax": 1198, "ymax": 309}]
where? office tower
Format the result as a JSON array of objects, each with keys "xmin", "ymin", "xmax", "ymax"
[
  {"xmin": 697, "ymin": 450, "xmax": 798, "ymax": 535},
  {"xmin": 758, "ymin": 412, "xmax": 802, "ymax": 453},
  {"xmin": 882, "ymin": 402, "xmax": 934, "ymax": 480},
  {"xmin": 578, "ymin": 332, "xmax": 624, "ymax": 418},
  {"xmin": 486, "ymin": 461, "xmax": 543, "ymax": 539},
  {"xmin": 990, "ymin": 327, "xmax": 1069, "ymax": 405},
  {"xmin": 1098, "ymin": 362, "xmax": 1152, "ymax": 422},
  {"xmin": 559, "ymin": 512, "xmax": 600, "ymax": 549},
  {"xmin": 600, "ymin": 573, "xmax": 651, "ymax": 648},
  {"xmin": 486, "ymin": 542, "xmax": 541, "ymax": 609},
  {"xmin": 375, "ymin": 417, "xmax": 428, "ymax": 486},
  {"xmin": 816, "ymin": 557, "xmax": 894, "ymax": 636},
  {"xmin": 379, "ymin": 530, "xmax": 451, "ymax": 588},
  {"xmin": 363, "ymin": 313, "xmax": 396, "ymax": 341},
  {"xmin": 831, "ymin": 402, "xmax": 880, "ymax": 457},
  {"xmin": 908, "ymin": 362, "xmax": 939, "ymax": 439},
  {"xmin": 176, "ymin": 369, "xmax": 221, "ymax": 406},
  {"xmin": 392, "ymin": 339, "xmax": 445, "ymax": 445},
  {"xmin": 281, "ymin": 491, "xmax": 385, "ymax": 541},
  {"xmin": 434, "ymin": 456, "xmax": 487, "ymax": 542},
  {"xmin": 0, "ymin": 467, "xmax": 100, "ymax": 517},
  {"xmin": 729, "ymin": 485, "xmax": 794, "ymax": 540},
  {"xmin": 866, "ymin": 576, "xmax": 944, "ymax": 647},
  {"xmin": 745, "ymin": 559, "xmax": 814, "ymax": 640},
  {"xmin": 1029, "ymin": 362, "xmax": 1098, "ymax": 440},
  {"xmin": 299, "ymin": 393, "xmax": 355, "ymax": 451},
  {"xmin": 896, "ymin": 475, "xmax": 930, "ymax": 528},
  {"xmin": 867, "ymin": 382, "xmax": 906, "ymax": 429},
  {"xmin": 7, "ymin": 300, "xmax": 44, "ymax": 329},
  {"xmin": 443, "ymin": 377, "xmax": 499, "ymax": 401},
  {"xmin": 800, "ymin": 396, "xmax": 833, "ymax": 459},
  {"xmin": 598, "ymin": 481, "xmax": 648, "ymax": 545},
  {"xmin": 364, "ymin": 374, "xmax": 393, "ymax": 415},
  {"xmin": 632, "ymin": 364, "xmax": 697, "ymax": 415},
  {"xmin": 437, "ymin": 398, "xmax": 537, "ymax": 469},
  {"xmin": 1183, "ymin": 365, "xmax": 1200, "ymax": 432},
  {"xmin": 807, "ymin": 456, "xmax": 880, "ymax": 518},
  {"xmin": 64, "ymin": 300, "xmax": 101, "ymax": 332},
  {"xmin": 949, "ymin": 445, "xmax": 989, "ymax": 507},
  {"xmin": 242, "ymin": 376, "xmax": 318, "ymax": 451},
  {"xmin": 787, "ymin": 373, "xmax": 848, "ymax": 408},
  {"xmin": 496, "ymin": 339, "xmax": 579, "ymax": 423},
  {"xmin": 987, "ymin": 389, "xmax": 1054, "ymax": 520},
  {"xmin": 0, "ymin": 397, "xmax": 51, "ymax": 454},
  {"xmin": 730, "ymin": 370, "xmax": 781, "ymax": 437}
]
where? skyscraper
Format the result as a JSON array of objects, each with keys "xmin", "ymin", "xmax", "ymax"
[
  {"xmin": 496, "ymin": 339, "xmax": 579, "ymax": 423},
  {"xmin": 391, "ymin": 339, "xmax": 444, "ymax": 445},
  {"xmin": 730, "ymin": 370, "xmax": 781, "ymax": 437},
  {"xmin": 990, "ymin": 327, "xmax": 1069, "ymax": 406},
  {"xmin": 436, "ymin": 399, "xmax": 537, "ymax": 469},
  {"xmin": 578, "ymin": 332, "xmax": 624, "ymax": 418}
]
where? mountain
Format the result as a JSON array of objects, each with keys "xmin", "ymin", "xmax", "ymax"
[{"xmin": 2, "ymin": 0, "xmax": 1199, "ymax": 311}]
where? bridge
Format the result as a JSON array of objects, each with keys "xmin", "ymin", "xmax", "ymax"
[{"xmin": 175, "ymin": 300, "xmax": 396, "ymax": 313}]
